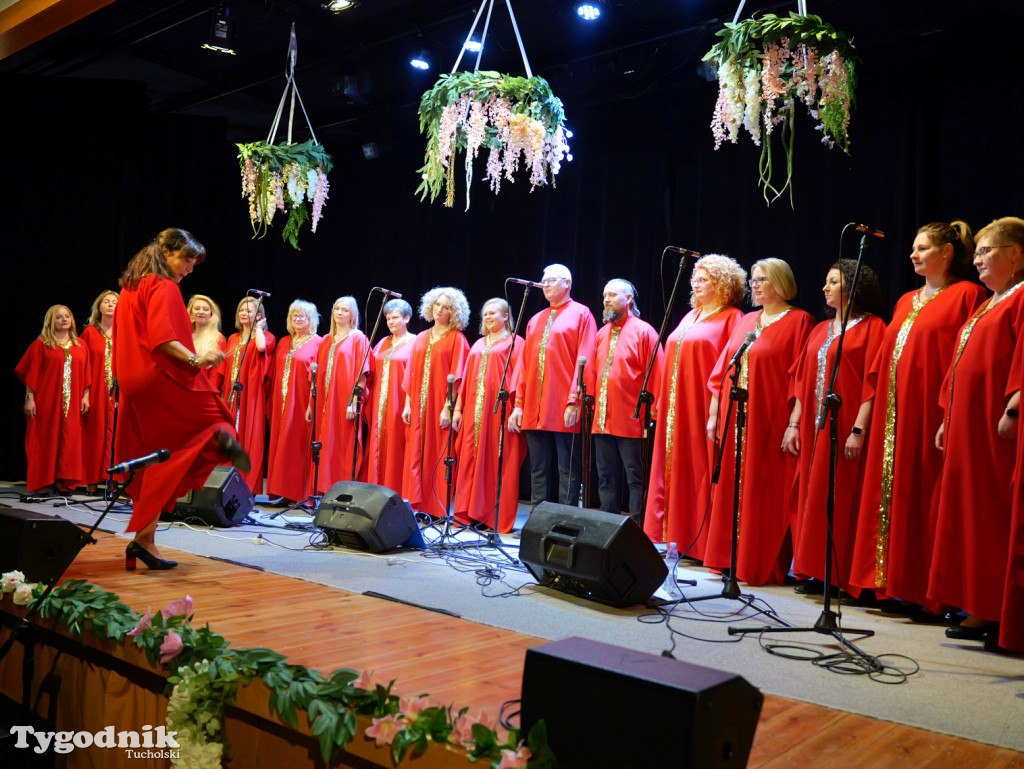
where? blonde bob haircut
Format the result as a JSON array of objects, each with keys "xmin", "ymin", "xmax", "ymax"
[
  {"xmin": 39, "ymin": 305, "xmax": 80, "ymax": 348},
  {"xmin": 234, "ymin": 296, "xmax": 266, "ymax": 331},
  {"xmin": 287, "ymin": 299, "xmax": 321, "ymax": 336},
  {"xmin": 478, "ymin": 298, "xmax": 515, "ymax": 335},
  {"xmin": 419, "ymin": 287, "xmax": 470, "ymax": 331},
  {"xmin": 751, "ymin": 258, "xmax": 797, "ymax": 303},
  {"xmin": 976, "ymin": 216, "xmax": 1024, "ymax": 248},
  {"xmin": 690, "ymin": 255, "xmax": 747, "ymax": 309}
]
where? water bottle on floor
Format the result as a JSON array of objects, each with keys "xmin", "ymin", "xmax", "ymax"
[{"xmin": 663, "ymin": 542, "xmax": 682, "ymax": 602}]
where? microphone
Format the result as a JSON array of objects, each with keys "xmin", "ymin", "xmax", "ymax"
[
  {"xmin": 851, "ymin": 223, "xmax": 885, "ymax": 239},
  {"xmin": 446, "ymin": 374, "xmax": 456, "ymax": 409},
  {"xmin": 728, "ymin": 332, "xmax": 757, "ymax": 368},
  {"xmin": 310, "ymin": 362, "xmax": 318, "ymax": 374},
  {"xmin": 508, "ymin": 277, "xmax": 546, "ymax": 289},
  {"xmin": 576, "ymin": 356, "xmax": 587, "ymax": 394},
  {"xmin": 247, "ymin": 288, "xmax": 271, "ymax": 297},
  {"xmin": 666, "ymin": 246, "xmax": 702, "ymax": 257},
  {"xmin": 108, "ymin": 449, "xmax": 170, "ymax": 475},
  {"xmin": 372, "ymin": 287, "xmax": 403, "ymax": 298}
]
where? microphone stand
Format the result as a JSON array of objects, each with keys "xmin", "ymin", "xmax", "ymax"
[
  {"xmin": 729, "ymin": 228, "xmax": 877, "ymax": 663},
  {"xmin": 437, "ymin": 380, "xmax": 461, "ymax": 545},
  {"xmin": 578, "ymin": 372, "xmax": 595, "ymax": 508},
  {"xmin": 349, "ymin": 290, "xmax": 389, "ymax": 482},
  {"xmin": 105, "ymin": 377, "xmax": 120, "ymax": 502},
  {"xmin": 279, "ymin": 362, "xmax": 322, "ymax": 516},
  {"xmin": 227, "ymin": 294, "xmax": 266, "ymax": 433},
  {"xmin": 633, "ymin": 247, "xmax": 695, "ymax": 514}
]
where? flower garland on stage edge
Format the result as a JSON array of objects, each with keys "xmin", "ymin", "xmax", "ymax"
[
  {"xmin": 237, "ymin": 140, "xmax": 332, "ymax": 250},
  {"xmin": 702, "ymin": 12, "xmax": 858, "ymax": 205},
  {"xmin": 416, "ymin": 70, "xmax": 571, "ymax": 210},
  {"xmin": 1, "ymin": 574, "xmax": 557, "ymax": 769}
]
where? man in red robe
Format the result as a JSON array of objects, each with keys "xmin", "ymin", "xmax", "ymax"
[
  {"xmin": 509, "ymin": 264, "xmax": 596, "ymax": 507},
  {"xmin": 590, "ymin": 279, "xmax": 663, "ymax": 522}
]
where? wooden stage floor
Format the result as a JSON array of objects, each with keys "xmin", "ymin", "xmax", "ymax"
[{"xmin": 16, "ymin": 531, "xmax": 1024, "ymax": 768}]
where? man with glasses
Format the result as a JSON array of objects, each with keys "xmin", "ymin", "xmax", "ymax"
[
  {"xmin": 590, "ymin": 279, "xmax": 663, "ymax": 523},
  {"xmin": 509, "ymin": 264, "xmax": 596, "ymax": 507}
]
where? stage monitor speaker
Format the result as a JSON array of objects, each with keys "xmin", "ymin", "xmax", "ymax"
[
  {"xmin": 522, "ymin": 637, "xmax": 763, "ymax": 769},
  {"xmin": 0, "ymin": 508, "xmax": 89, "ymax": 584},
  {"xmin": 164, "ymin": 466, "xmax": 254, "ymax": 527},
  {"xmin": 315, "ymin": 481, "xmax": 423, "ymax": 553},
  {"xmin": 519, "ymin": 503, "xmax": 667, "ymax": 607}
]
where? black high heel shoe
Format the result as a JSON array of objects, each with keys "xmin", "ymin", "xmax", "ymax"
[
  {"xmin": 215, "ymin": 429, "xmax": 251, "ymax": 473},
  {"xmin": 125, "ymin": 541, "xmax": 177, "ymax": 571}
]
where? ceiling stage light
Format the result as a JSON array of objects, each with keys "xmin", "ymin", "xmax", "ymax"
[
  {"xmin": 575, "ymin": 2, "xmax": 604, "ymax": 21},
  {"xmin": 464, "ymin": 39, "xmax": 483, "ymax": 53},
  {"xmin": 409, "ymin": 48, "xmax": 432, "ymax": 71},
  {"xmin": 324, "ymin": 0, "xmax": 359, "ymax": 11}
]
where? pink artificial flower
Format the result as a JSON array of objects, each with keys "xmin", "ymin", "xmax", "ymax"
[
  {"xmin": 498, "ymin": 745, "xmax": 532, "ymax": 769},
  {"xmin": 399, "ymin": 696, "xmax": 431, "ymax": 719},
  {"xmin": 365, "ymin": 715, "xmax": 403, "ymax": 748},
  {"xmin": 162, "ymin": 595, "xmax": 193, "ymax": 619},
  {"xmin": 449, "ymin": 710, "xmax": 495, "ymax": 750},
  {"xmin": 159, "ymin": 630, "xmax": 184, "ymax": 664},
  {"xmin": 353, "ymin": 669, "xmax": 385, "ymax": 691},
  {"xmin": 127, "ymin": 609, "xmax": 153, "ymax": 637}
]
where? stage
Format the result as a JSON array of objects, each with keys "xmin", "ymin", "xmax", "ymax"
[{"xmin": 1, "ymin": 487, "xmax": 1022, "ymax": 768}]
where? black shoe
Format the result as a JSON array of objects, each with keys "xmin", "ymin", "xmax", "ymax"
[
  {"xmin": 794, "ymin": 579, "xmax": 825, "ymax": 595},
  {"xmin": 910, "ymin": 609, "xmax": 961, "ymax": 625},
  {"xmin": 215, "ymin": 430, "xmax": 251, "ymax": 473},
  {"xmin": 945, "ymin": 622, "xmax": 997, "ymax": 641},
  {"xmin": 125, "ymin": 541, "xmax": 178, "ymax": 571}
]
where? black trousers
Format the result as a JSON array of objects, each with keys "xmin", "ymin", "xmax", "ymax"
[
  {"xmin": 524, "ymin": 429, "xmax": 582, "ymax": 506},
  {"xmin": 593, "ymin": 434, "xmax": 643, "ymax": 518}
]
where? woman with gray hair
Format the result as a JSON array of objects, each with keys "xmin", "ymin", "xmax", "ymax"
[
  {"xmin": 401, "ymin": 286, "xmax": 471, "ymax": 518},
  {"xmin": 267, "ymin": 299, "xmax": 321, "ymax": 502},
  {"xmin": 704, "ymin": 258, "xmax": 814, "ymax": 585},
  {"xmin": 312, "ymin": 296, "xmax": 370, "ymax": 488}
]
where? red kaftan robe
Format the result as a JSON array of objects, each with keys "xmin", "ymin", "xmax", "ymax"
[
  {"xmin": 848, "ymin": 282, "xmax": 986, "ymax": 606},
  {"xmin": 267, "ymin": 334, "xmax": 321, "ymax": 501},
  {"xmin": 644, "ymin": 307, "xmax": 742, "ymax": 553},
  {"xmin": 590, "ymin": 316, "xmax": 664, "ymax": 439},
  {"xmin": 401, "ymin": 328, "xmax": 469, "ymax": 517},
  {"xmin": 112, "ymin": 275, "xmax": 235, "ymax": 531},
  {"xmin": 927, "ymin": 285, "xmax": 1024, "ymax": 621},
  {"xmin": 788, "ymin": 315, "xmax": 887, "ymax": 592},
  {"xmin": 362, "ymin": 334, "xmax": 415, "ymax": 494},
  {"xmin": 15, "ymin": 338, "xmax": 91, "ymax": 492},
  {"xmin": 453, "ymin": 334, "xmax": 526, "ymax": 532},
  {"xmin": 80, "ymin": 325, "xmax": 116, "ymax": 486},
  {"xmin": 219, "ymin": 331, "xmax": 276, "ymax": 494},
  {"xmin": 510, "ymin": 300, "xmax": 597, "ymax": 432},
  {"xmin": 315, "ymin": 332, "xmax": 371, "ymax": 490},
  {"xmin": 704, "ymin": 309, "xmax": 814, "ymax": 585},
  {"xmin": 1003, "ymin": 342, "xmax": 1024, "ymax": 652}
]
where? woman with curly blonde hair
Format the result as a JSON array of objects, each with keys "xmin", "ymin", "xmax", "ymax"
[
  {"xmin": 401, "ymin": 287, "xmax": 471, "ymax": 517},
  {"xmin": 644, "ymin": 255, "xmax": 746, "ymax": 555}
]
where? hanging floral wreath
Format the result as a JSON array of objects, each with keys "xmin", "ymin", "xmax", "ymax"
[
  {"xmin": 237, "ymin": 140, "xmax": 332, "ymax": 250},
  {"xmin": 416, "ymin": 71, "xmax": 571, "ymax": 210},
  {"xmin": 702, "ymin": 12, "xmax": 858, "ymax": 204}
]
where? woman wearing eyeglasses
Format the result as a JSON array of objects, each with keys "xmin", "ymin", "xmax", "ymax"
[
  {"xmin": 703, "ymin": 258, "xmax": 814, "ymax": 585},
  {"xmin": 784, "ymin": 261, "xmax": 886, "ymax": 597},
  {"xmin": 848, "ymin": 221, "xmax": 985, "ymax": 618},
  {"xmin": 643, "ymin": 255, "xmax": 746, "ymax": 558},
  {"xmin": 929, "ymin": 217, "xmax": 1024, "ymax": 649}
]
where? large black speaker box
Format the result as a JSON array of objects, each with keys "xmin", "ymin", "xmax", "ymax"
[
  {"xmin": 0, "ymin": 508, "xmax": 88, "ymax": 583},
  {"xmin": 522, "ymin": 637, "xmax": 763, "ymax": 769},
  {"xmin": 519, "ymin": 503, "xmax": 667, "ymax": 607},
  {"xmin": 315, "ymin": 481, "xmax": 423, "ymax": 553},
  {"xmin": 163, "ymin": 466, "xmax": 254, "ymax": 527}
]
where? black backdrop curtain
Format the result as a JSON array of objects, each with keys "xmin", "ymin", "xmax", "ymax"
[{"xmin": 3, "ymin": 3, "xmax": 1023, "ymax": 481}]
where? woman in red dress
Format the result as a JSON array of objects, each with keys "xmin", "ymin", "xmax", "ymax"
[
  {"xmin": 704, "ymin": 258, "xmax": 814, "ymax": 586},
  {"xmin": 784, "ymin": 261, "xmax": 886, "ymax": 596},
  {"xmin": 220, "ymin": 297, "xmax": 275, "ymax": 494},
  {"xmin": 931, "ymin": 217, "xmax": 1024, "ymax": 647},
  {"xmin": 311, "ymin": 296, "xmax": 370, "ymax": 490},
  {"xmin": 113, "ymin": 228, "xmax": 248, "ymax": 570},
  {"xmin": 401, "ymin": 287, "xmax": 470, "ymax": 518},
  {"xmin": 452, "ymin": 298, "xmax": 526, "ymax": 532},
  {"xmin": 363, "ymin": 298, "xmax": 415, "ymax": 493},
  {"xmin": 644, "ymin": 255, "xmax": 746, "ymax": 555},
  {"xmin": 848, "ymin": 221, "xmax": 986, "ymax": 614},
  {"xmin": 16, "ymin": 305, "xmax": 91, "ymax": 494},
  {"xmin": 80, "ymin": 290, "xmax": 118, "ymax": 492},
  {"xmin": 188, "ymin": 294, "xmax": 227, "ymax": 388},
  {"xmin": 267, "ymin": 299, "xmax": 321, "ymax": 502}
]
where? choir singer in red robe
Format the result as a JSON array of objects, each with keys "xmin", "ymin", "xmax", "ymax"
[
  {"xmin": 16, "ymin": 305, "xmax": 91, "ymax": 494},
  {"xmin": 80, "ymin": 290, "xmax": 118, "ymax": 492},
  {"xmin": 451, "ymin": 298, "xmax": 526, "ymax": 532},
  {"xmin": 113, "ymin": 228, "xmax": 249, "ymax": 571},
  {"xmin": 590, "ymin": 280, "xmax": 663, "ymax": 523}
]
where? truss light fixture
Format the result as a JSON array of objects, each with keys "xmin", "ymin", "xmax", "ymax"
[
  {"xmin": 464, "ymin": 39, "xmax": 483, "ymax": 53},
  {"xmin": 575, "ymin": 0, "xmax": 606, "ymax": 21},
  {"xmin": 410, "ymin": 47, "xmax": 432, "ymax": 71},
  {"xmin": 201, "ymin": 5, "xmax": 236, "ymax": 55},
  {"xmin": 324, "ymin": 0, "xmax": 359, "ymax": 11}
]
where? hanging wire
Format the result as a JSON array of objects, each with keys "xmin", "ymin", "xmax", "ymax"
[{"xmin": 450, "ymin": 0, "xmax": 533, "ymax": 77}]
